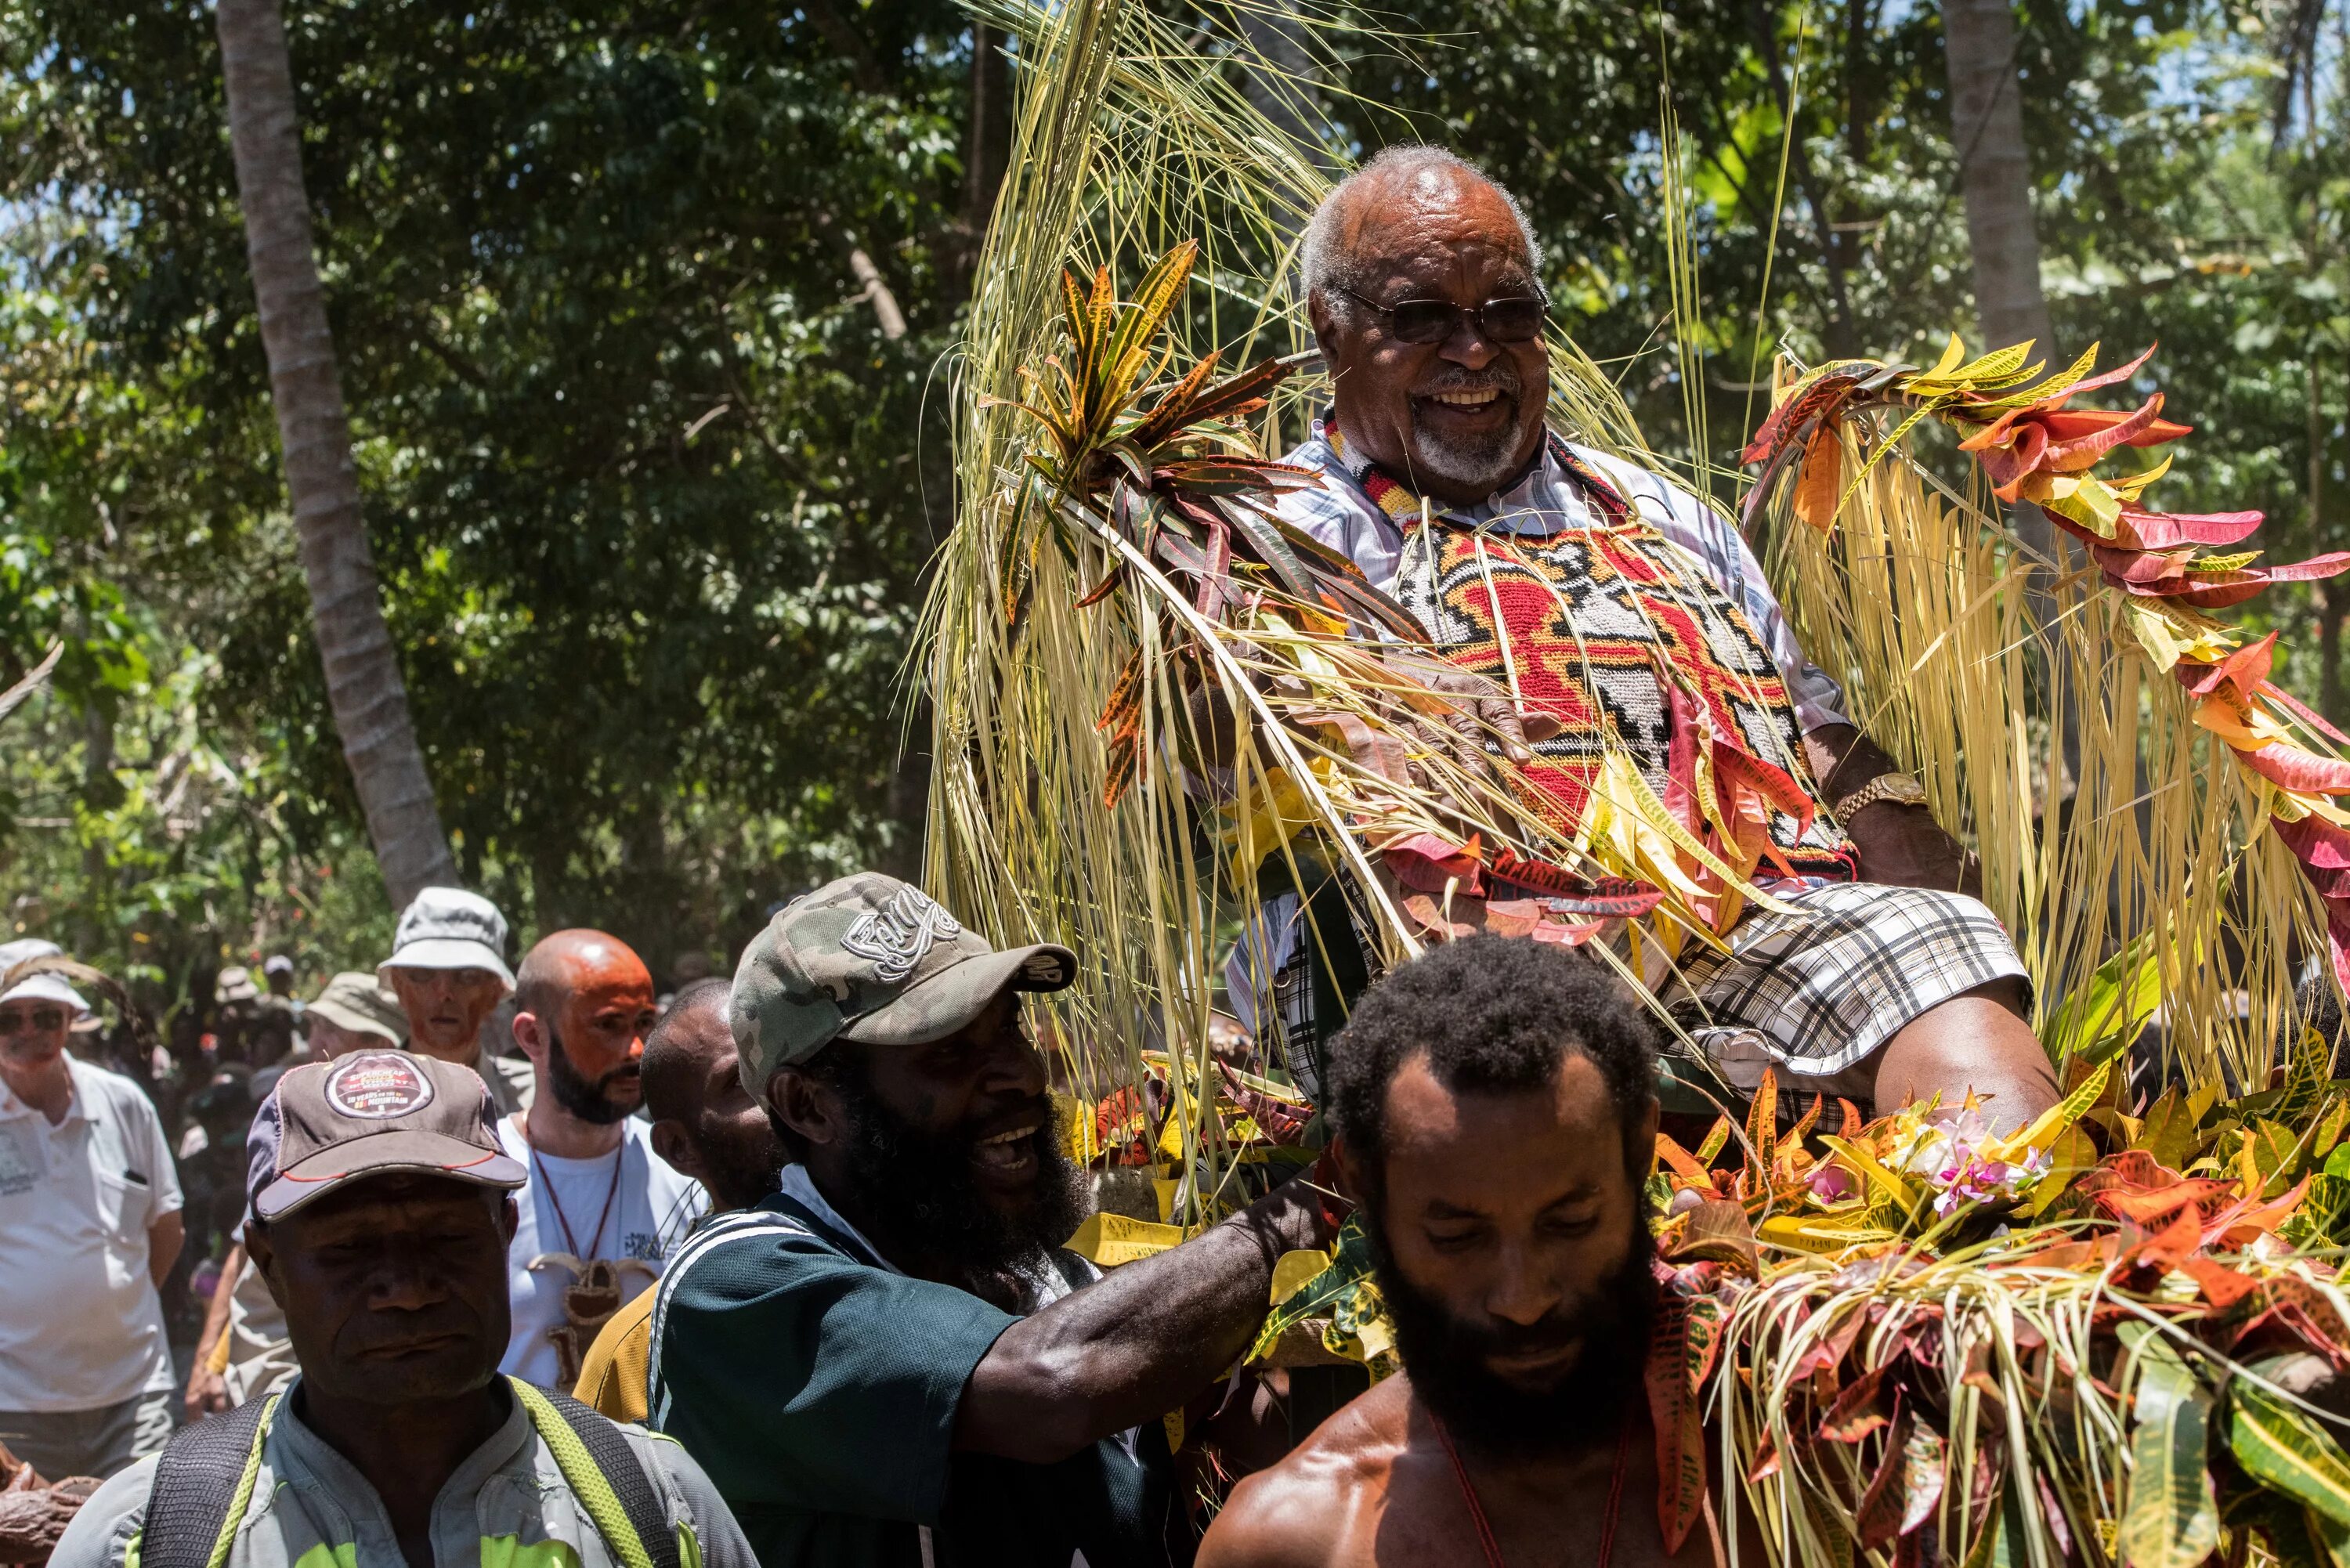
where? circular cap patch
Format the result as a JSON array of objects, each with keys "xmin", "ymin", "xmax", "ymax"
[{"xmin": 324, "ymin": 1053, "xmax": 436, "ymax": 1120}]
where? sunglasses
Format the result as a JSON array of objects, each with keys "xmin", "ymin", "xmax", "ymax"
[
  {"xmin": 1336, "ymin": 286, "xmax": 1548, "ymax": 346},
  {"xmin": 0, "ymin": 1006, "xmax": 68, "ymax": 1036}
]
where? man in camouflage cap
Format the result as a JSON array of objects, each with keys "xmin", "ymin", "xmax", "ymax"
[{"xmin": 652, "ymin": 872, "xmax": 1338, "ymax": 1568}]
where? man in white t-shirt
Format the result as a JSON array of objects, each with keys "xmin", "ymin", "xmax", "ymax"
[
  {"xmin": 0, "ymin": 940, "xmax": 185, "ymax": 1480},
  {"xmin": 497, "ymin": 929, "xmax": 703, "ymax": 1389}
]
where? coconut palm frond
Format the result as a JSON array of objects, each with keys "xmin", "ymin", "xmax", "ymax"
[{"xmin": 1749, "ymin": 339, "xmax": 2339, "ymax": 1092}]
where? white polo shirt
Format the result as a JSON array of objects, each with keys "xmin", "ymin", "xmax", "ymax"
[{"xmin": 0, "ymin": 1057, "xmax": 183, "ymax": 1412}]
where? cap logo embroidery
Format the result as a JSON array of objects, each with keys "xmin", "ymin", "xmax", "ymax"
[
  {"xmin": 324, "ymin": 1053, "xmax": 436, "ymax": 1119},
  {"xmin": 840, "ymin": 886, "xmax": 964, "ymax": 984}
]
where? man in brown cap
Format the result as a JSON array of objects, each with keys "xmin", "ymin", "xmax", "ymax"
[
  {"xmin": 651, "ymin": 872, "xmax": 1336, "ymax": 1568},
  {"xmin": 184, "ymin": 972, "xmax": 408, "ymax": 1420},
  {"xmin": 54, "ymin": 1051, "xmax": 754, "ymax": 1568}
]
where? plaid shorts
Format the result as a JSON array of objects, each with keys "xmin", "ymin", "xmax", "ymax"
[
  {"xmin": 1233, "ymin": 876, "xmax": 2027, "ymax": 1108},
  {"xmin": 1665, "ymin": 881, "xmax": 2030, "ymax": 1096}
]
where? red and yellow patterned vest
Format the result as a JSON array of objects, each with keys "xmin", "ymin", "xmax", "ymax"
[{"xmin": 1355, "ymin": 434, "xmax": 1857, "ymax": 886}]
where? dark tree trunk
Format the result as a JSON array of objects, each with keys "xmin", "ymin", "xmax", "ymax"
[
  {"xmin": 1944, "ymin": 0, "xmax": 2075, "ymax": 778},
  {"xmin": 1946, "ymin": 0, "xmax": 2053, "ymax": 357},
  {"xmin": 216, "ymin": 0, "xmax": 457, "ymax": 907}
]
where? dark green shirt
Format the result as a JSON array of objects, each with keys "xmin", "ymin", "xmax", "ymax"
[{"xmin": 649, "ymin": 1187, "xmax": 1178, "ymax": 1568}]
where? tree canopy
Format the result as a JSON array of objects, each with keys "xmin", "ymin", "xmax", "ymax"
[{"xmin": 4, "ymin": 0, "xmax": 2343, "ymax": 1003}]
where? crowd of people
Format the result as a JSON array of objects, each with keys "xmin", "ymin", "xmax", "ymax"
[
  {"xmin": 2, "ymin": 853, "xmax": 1731, "ymax": 1568},
  {"xmin": 0, "ymin": 147, "xmax": 2055, "ymax": 1566}
]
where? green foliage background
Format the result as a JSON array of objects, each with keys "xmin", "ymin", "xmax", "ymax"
[{"xmin": 4, "ymin": 0, "xmax": 2345, "ymax": 1010}]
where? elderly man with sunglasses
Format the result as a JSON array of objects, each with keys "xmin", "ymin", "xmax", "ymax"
[
  {"xmin": 0, "ymin": 941, "xmax": 185, "ymax": 1482},
  {"xmin": 1255, "ymin": 146, "xmax": 2059, "ymax": 1134}
]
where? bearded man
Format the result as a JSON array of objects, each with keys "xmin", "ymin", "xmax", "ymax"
[
  {"xmin": 573, "ymin": 978, "xmax": 786, "ymax": 1423},
  {"xmin": 651, "ymin": 873, "xmax": 1337, "ymax": 1568},
  {"xmin": 1204, "ymin": 937, "xmax": 1758, "ymax": 1568},
  {"xmin": 497, "ymin": 930, "xmax": 703, "ymax": 1389},
  {"xmin": 1256, "ymin": 145, "xmax": 2056, "ymax": 1129}
]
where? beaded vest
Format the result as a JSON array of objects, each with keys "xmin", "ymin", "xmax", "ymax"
[{"xmin": 1342, "ymin": 430, "xmax": 1857, "ymax": 884}]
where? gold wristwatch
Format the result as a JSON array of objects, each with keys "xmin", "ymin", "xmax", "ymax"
[{"xmin": 1831, "ymin": 771, "xmax": 1928, "ymax": 821}]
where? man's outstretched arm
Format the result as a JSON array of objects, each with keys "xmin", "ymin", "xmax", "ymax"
[{"xmin": 953, "ymin": 1180, "xmax": 1328, "ymax": 1463}]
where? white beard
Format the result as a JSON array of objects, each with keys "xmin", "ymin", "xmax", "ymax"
[{"xmin": 1409, "ymin": 409, "xmax": 1525, "ymax": 498}]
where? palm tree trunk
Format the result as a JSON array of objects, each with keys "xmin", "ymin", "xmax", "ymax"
[
  {"xmin": 1235, "ymin": 2, "xmax": 1327, "ymax": 245},
  {"xmin": 1945, "ymin": 0, "xmax": 2052, "ymax": 359},
  {"xmin": 215, "ymin": 0, "xmax": 457, "ymax": 906},
  {"xmin": 1944, "ymin": 0, "xmax": 2077, "ymax": 782}
]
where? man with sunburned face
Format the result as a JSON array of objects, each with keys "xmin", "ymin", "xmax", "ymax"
[
  {"xmin": 497, "ymin": 930, "xmax": 704, "ymax": 1389},
  {"xmin": 1202, "ymin": 936, "xmax": 1752, "ymax": 1568},
  {"xmin": 652, "ymin": 873, "xmax": 1339, "ymax": 1568}
]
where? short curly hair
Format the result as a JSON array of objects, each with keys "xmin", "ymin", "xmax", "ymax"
[{"xmin": 1325, "ymin": 936, "xmax": 1657, "ymax": 1191}]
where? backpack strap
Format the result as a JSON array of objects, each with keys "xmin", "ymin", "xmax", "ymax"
[
  {"xmin": 136, "ymin": 1392, "xmax": 280, "ymax": 1568},
  {"xmin": 510, "ymin": 1378, "xmax": 682, "ymax": 1568}
]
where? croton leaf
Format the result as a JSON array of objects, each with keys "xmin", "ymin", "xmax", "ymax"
[
  {"xmin": 2119, "ymin": 1328, "xmax": 2220, "ymax": 1568},
  {"xmin": 2229, "ymin": 1359, "xmax": 2350, "ymax": 1526},
  {"xmin": 1647, "ymin": 1293, "xmax": 1725, "ymax": 1553},
  {"xmin": 2222, "ymin": 1484, "xmax": 2332, "ymax": 1568}
]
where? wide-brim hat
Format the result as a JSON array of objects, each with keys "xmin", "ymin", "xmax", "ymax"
[
  {"xmin": 376, "ymin": 938, "xmax": 515, "ymax": 989},
  {"xmin": 378, "ymin": 887, "xmax": 517, "ymax": 992},
  {"xmin": 0, "ymin": 939, "xmax": 90, "ymax": 1016},
  {"xmin": 306, "ymin": 972, "xmax": 407, "ymax": 1047}
]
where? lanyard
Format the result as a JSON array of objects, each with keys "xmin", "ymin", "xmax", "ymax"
[
  {"xmin": 517, "ymin": 1118, "xmax": 623, "ymax": 1259},
  {"xmin": 1431, "ymin": 1410, "xmax": 1632, "ymax": 1568}
]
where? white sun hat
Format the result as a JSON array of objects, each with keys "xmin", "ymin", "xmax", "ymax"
[
  {"xmin": 0, "ymin": 938, "xmax": 92, "ymax": 1015},
  {"xmin": 377, "ymin": 887, "xmax": 515, "ymax": 992}
]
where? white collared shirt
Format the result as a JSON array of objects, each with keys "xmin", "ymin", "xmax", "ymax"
[{"xmin": 0, "ymin": 1057, "xmax": 183, "ymax": 1411}]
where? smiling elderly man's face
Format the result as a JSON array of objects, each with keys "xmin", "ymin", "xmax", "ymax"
[{"xmin": 1308, "ymin": 162, "xmax": 1549, "ymax": 505}]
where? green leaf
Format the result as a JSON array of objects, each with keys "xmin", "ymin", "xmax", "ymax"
[
  {"xmin": 2044, "ymin": 927, "xmax": 2164, "ymax": 1066},
  {"xmin": 1245, "ymin": 1214, "xmax": 1377, "ymax": 1364},
  {"xmin": 2222, "ymin": 1485, "xmax": 2330, "ymax": 1568},
  {"xmin": 1947, "ymin": 341, "xmax": 2043, "ymax": 385},
  {"xmin": 2278, "ymin": 1040, "xmax": 2336, "ymax": 1131},
  {"xmin": 2283, "ymin": 1173, "xmax": 2350, "ymax": 1250},
  {"xmin": 2138, "ymin": 1088, "xmax": 2202, "ymax": 1172},
  {"xmin": 2120, "ymin": 1328, "xmax": 2220, "ymax": 1568},
  {"xmin": 2314, "ymin": 1097, "xmax": 2350, "ymax": 1165},
  {"xmin": 2230, "ymin": 1363, "xmax": 2350, "ymax": 1526},
  {"xmin": 2250, "ymin": 1118, "xmax": 2308, "ymax": 1197},
  {"xmin": 2313, "ymin": 1506, "xmax": 2350, "ymax": 1568}
]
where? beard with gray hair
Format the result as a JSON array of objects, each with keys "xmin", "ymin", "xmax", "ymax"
[{"xmin": 1408, "ymin": 361, "xmax": 1535, "ymax": 497}]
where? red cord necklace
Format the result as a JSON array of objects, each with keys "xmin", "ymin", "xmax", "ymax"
[
  {"xmin": 517, "ymin": 1117, "xmax": 623, "ymax": 1259},
  {"xmin": 1431, "ymin": 1411, "xmax": 1632, "ymax": 1568}
]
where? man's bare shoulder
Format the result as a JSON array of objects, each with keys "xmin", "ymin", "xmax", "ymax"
[{"xmin": 1197, "ymin": 1374, "xmax": 1415, "ymax": 1568}]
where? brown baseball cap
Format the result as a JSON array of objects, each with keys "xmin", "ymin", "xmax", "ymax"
[{"xmin": 246, "ymin": 1051, "xmax": 526, "ymax": 1221}]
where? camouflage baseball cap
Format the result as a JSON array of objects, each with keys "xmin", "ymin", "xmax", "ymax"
[{"xmin": 730, "ymin": 873, "xmax": 1076, "ymax": 1089}]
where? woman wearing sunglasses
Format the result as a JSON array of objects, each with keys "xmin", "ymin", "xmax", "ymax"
[{"xmin": 0, "ymin": 940, "xmax": 186, "ymax": 1483}]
